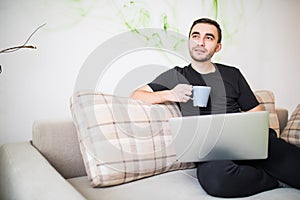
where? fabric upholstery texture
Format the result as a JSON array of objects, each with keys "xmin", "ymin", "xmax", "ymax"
[
  {"xmin": 275, "ymin": 108, "xmax": 289, "ymax": 133},
  {"xmin": 254, "ymin": 90, "xmax": 280, "ymax": 136},
  {"xmin": 32, "ymin": 119, "xmax": 87, "ymax": 179},
  {"xmin": 280, "ymin": 104, "xmax": 300, "ymax": 147},
  {"xmin": 68, "ymin": 172, "xmax": 300, "ymax": 200},
  {"xmin": 0, "ymin": 142, "xmax": 86, "ymax": 200},
  {"xmin": 70, "ymin": 91, "xmax": 195, "ymax": 187}
]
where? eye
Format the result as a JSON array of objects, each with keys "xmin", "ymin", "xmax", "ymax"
[
  {"xmin": 205, "ymin": 35, "xmax": 215, "ymax": 41},
  {"xmin": 191, "ymin": 34, "xmax": 200, "ymax": 39}
]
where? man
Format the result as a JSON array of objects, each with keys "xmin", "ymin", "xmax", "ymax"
[{"xmin": 130, "ymin": 18, "xmax": 300, "ymax": 197}]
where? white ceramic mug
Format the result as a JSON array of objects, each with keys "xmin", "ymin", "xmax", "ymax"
[{"xmin": 192, "ymin": 86, "xmax": 211, "ymax": 107}]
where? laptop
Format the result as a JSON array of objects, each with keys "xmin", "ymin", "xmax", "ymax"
[{"xmin": 168, "ymin": 111, "xmax": 269, "ymax": 162}]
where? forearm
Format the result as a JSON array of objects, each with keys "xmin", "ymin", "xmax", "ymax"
[
  {"xmin": 130, "ymin": 89, "xmax": 173, "ymax": 104},
  {"xmin": 131, "ymin": 84, "xmax": 192, "ymax": 104}
]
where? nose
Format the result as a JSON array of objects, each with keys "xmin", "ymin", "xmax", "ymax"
[{"xmin": 195, "ymin": 37, "xmax": 205, "ymax": 46}]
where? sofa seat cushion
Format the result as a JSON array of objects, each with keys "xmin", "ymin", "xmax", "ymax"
[
  {"xmin": 70, "ymin": 91, "xmax": 195, "ymax": 187},
  {"xmin": 68, "ymin": 169, "xmax": 300, "ymax": 200},
  {"xmin": 67, "ymin": 169, "xmax": 203, "ymax": 200}
]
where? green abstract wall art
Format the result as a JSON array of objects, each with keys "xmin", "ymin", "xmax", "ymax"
[{"xmin": 42, "ymin": 0, "xmax": 262, "ymax": 62}]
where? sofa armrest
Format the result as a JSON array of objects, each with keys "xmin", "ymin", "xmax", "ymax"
[
  {"xmin": 0, "ymin": 142, "xmax": 86, "ymax": 200},
  {"xmin": 276, "ymin": 108, "xmax": 289, "ymax": 133}
]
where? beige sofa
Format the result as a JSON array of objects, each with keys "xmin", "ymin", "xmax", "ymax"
[{"xmin": 1, "ymin": 106, "xmax": 300, "ymax": 200}]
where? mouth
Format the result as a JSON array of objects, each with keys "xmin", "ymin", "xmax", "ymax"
[{"xmin": 193, "ymin": 48, "xmax": 206, "ymax": 54}]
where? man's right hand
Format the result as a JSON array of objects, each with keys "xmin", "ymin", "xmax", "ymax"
[{"xmin": 169, "ymin": 84, "xmax": 193, "ymax": 102}]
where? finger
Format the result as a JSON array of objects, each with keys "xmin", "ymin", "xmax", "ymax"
[
  {"xmin": 185, "ymin": 90, "xmax": 192, "ymax": 96},
  {"xmin": 181, "ymin": 94, "xmax": 191, "ymax": 102}
]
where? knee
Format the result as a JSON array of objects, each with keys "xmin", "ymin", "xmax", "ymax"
[
  {"xmin": 197, "ymin": 161, "xmax": 237, "ymax": 197},
  {"xmin": 197, "ymin": 176, "xmax": 225, "ymax": 197},
  {"xmin": 197, "ymin": 171, "xmax": 227, "ymax": 197}
]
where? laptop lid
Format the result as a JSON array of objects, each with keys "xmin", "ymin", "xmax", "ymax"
[{"xmin": 168, "ymin": 111, "xmax": 269, "ymax": 162}]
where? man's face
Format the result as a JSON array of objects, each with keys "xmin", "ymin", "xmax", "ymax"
[{"xmin": 188, "ymin": 23, "xmax": 222, "ymax": 62}]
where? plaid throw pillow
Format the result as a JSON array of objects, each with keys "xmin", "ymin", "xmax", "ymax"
[
  {"xmin": 280, "ymin": 104, "xmax": 300, "ymax": 147},
  {"xmin": 254, "ymin": 90, "xmax": 280, "ymax": 136},
  {"xmin": 70, "ymin": 91, "xmax": 195, "ymax": 187}
]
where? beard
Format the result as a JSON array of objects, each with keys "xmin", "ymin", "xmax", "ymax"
[{"xmin": 189, "ymin": 49, "xmax": 213, "ymax": 62}]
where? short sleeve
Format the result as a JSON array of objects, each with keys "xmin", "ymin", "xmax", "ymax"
[
  {"xmin": 148, "ymin": 67, "xmax": 189, "ymax": 92},
  {"xmin": 237, "ymin": 70, "xmax": 259, "ymax": 111}
]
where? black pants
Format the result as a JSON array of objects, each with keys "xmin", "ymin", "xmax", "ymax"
[{"xmin": 196, "ymin": 129, "xmax": 300, "ymax": 198}]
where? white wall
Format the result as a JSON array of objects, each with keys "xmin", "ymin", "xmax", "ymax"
[
  {"xmin": 1, "ymin": 0, "xmax": 300, "ymax": 145},
  {"xmin": 260, "ymin": 0, "xmax": 300, "ymax": 112}
]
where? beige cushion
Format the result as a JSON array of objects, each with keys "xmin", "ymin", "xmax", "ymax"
[
  {"xmin": 70, "ymin": 91, "xmax": 195, "ymax": 187},
  {"xmin": 32, "ymin": 119, "xmax": 86, "ymax": 179},
  {"xmin": 255, "ymin": 90, "xmax": 280, "ymax": 136},
  {"xmin": 275, "ymin": 108, "xmax": 289, "ymax": 133},
  {"xmin": 280, "ymin": 104, "xmax": 300, "ymax": 147}
]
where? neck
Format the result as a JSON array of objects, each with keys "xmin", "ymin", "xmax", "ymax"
[{"xmin": 191, "ymin": 61, "xmax": 215, "ymax": 74}]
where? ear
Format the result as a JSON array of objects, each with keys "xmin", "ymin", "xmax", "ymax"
[{"xmin": 215, "ymin": 43, "xmax": 222, "ymax": 52}]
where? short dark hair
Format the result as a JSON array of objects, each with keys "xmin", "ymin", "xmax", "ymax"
[{"xmin": 188, "ymin": 18, "xmax": 222, "ymax": 43}]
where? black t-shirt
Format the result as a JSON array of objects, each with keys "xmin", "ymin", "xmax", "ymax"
[{"xmin": 148, "ymin": 63, "xmax": 259, "ymax": 116}]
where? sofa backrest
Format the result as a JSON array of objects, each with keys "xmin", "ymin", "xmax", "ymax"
[
  {"xmin": 31, "ymin": 109, "xmax": 288, "ymax": 179},
  {"xmin": 32, "ymin": 119, "xmax": 86, "ymax": 179}
]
